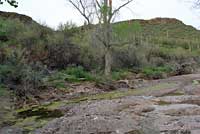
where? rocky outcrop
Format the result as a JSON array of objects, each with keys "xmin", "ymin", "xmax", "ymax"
[
  {"xmin": 36, "ymin": 95, "xmax": 200, "ymax": 134},
  {"xmin": 139, "ymin": 17, "xmax": 183, "ymax": 25},
  {"xmin": 119, "ymin": 17, "xmax": 184, "ymax": 25},
  {"xmin": 3, "ymin": 74, "xmax": 200, "ymax": 134}
]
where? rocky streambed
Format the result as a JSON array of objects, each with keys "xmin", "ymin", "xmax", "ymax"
[
  {"xmin": 2, "ymin": 74, "xmax": 200, "ymax": 134},
  {"xmin": 35, "ymin": 95, "xmax": 200, "ymax": 134}
]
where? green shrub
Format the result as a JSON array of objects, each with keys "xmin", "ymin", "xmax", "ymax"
[
  {"xmin": 111, "ymin": 69, "xmax": 130, "ymax": 80},
  {"xmin": 0, "ymin": 20, "xmax": 7, "ymax": 36},
  {"xmin": 45, "ymin": 33, "xmax": 80, "ymax": 69},
  {"xmin": 78, "ymin": 45, "xmax": 104, "ymax": 70},
  {"xmin": 44, "ymin": 66, "xmax": 96, "ymax": 89},
  {"xmin": 142, "ymin": 66, "xmax": 172, "ymax": 79},
  {"xmin": 0, "ymin": 18, "xmax": 25, "ymax": 40},
  {"xmin": 43, "ymin": 71, "xmax": 68, "ymax": 89},
  {"xmin": 0, "ymin": 64, "xmax": 14, "ymax": 83},
  {"xmin": 113, "ymin": 21, "xmax": 142, "ymax": 42},
  {"xmin": 0, "ymin": 84, "xmax": 7, "ymax": 96},
  {"xmin": 8, "ymin": 62, "xmax": 45, "ymax": 98},
  {"xmin": 57, "ymin": 21, "xmax": 79, "ymax": 37},
  {"xmin": 1, "ymin": 49, "xmax": 46, "ymax": 98},
  {"xmin": 63, "ymin": 66, "xmax": 94, "ymax": 81},
  {"xmin": 112, "ymin": 43, "xmax": 150, "ymax": 69}
]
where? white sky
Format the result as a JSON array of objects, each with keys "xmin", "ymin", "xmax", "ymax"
[{"xmin": 0, "ymin": 0, "xmax": 200, "ymax": 29}]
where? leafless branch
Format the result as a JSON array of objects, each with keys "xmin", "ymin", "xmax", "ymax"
[
  {"xmin": 95, "ymin": 0, "xmax": 101, "ymax": 9},
  {"xmin": 109, "ymin": 0, "xmax": 133, "ymax": 22},
  {"xmin": 68, "ymin": 0, "xmax": 91, "ymax": 24},
  {"xmin": 95, "ymin": 32, "xmax": 107, "ymax": 47}
]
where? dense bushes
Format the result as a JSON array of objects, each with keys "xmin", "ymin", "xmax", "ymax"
[
  {"xmin": 0, "ymin": 49, "xmax": 45, "ymax": 98},
  {"xmin": 112, "ymin": 45, "xmax": 140, "ymax": 69},
  {"xmin": 1, "ymin": 17, "xmax": 200, "ymax": 99},
  {"xmin": 11, "ymin": 63, "xmax": 44, "ymax": 98},
  {"xmin": 0, "ymin": 18, "xmax": 48, "ymax": 98},
  {"xmin": 0, "ymin": 63, "xmax": 44, "ymax": 98},
  {"xmin": 0, "ymin": 18, "xmax": 103, "ymax": 98},
  {"xmin": 44, "ymin": 33, "xmax": 80, "ymax": 69}
]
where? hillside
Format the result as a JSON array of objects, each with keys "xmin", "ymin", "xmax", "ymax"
[
  {"xmin": 1, "ymin": 11, "xmax": 199, "ymax": 41},
  {"xmin": 0, "ymin": 11, "xmax": 54, "ymax": 43},
  {"xmin": 129, "ymin": 18, "xmax": 200, "ymax": 40},
  {"xmin": 114, "ymin": 18, "xmax": 200, "ymax": 50}
]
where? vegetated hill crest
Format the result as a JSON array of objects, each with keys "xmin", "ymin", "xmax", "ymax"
[
  {"xmin": 0, "ymin": 11, "xmax": 199, "ymax": 39},
  {"xmin": 129, "ymin": 17, "xmax": 184, "ymax": 25},
  {"xmin": 0, "ymin": 11, "xmax": 33, "ymax": 23},
  {"xmin": 121, "ymin": 17, "xmax": 200, "ymax": 40},
  {"xmin": 0, "ymin": 11, "xmax": 195, "ymax": 27},
  {"xmin": 0, "ymin": 11, "xmax": 193, "ymax": 26}
]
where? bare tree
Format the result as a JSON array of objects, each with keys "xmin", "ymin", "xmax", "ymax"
[{"xmin": 67, "ymin": 0, "xmax": 134, "ymax": 75}]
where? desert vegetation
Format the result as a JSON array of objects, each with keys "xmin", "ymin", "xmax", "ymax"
[
  {"xmin": 0, "ymin": 13, "xmax": 200, "ymax": 100},
  {"xmin": 1, "ymin": 1, "xmax": 200, "ymax": 133}
]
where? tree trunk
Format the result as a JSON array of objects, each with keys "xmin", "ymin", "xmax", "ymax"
[
  {"xmin": 102, "ymin": 0, "xmax": 113, "ymax": 76},
  {"xmin": 105, "ymin": 47, "xmax": 111, "ymax": 76}
]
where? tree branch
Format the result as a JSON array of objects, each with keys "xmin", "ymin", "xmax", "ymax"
[
  {"xmin": 0, "ymin": 0, "xmax": 18, "ymax": 7},
  {"xmin": 95, "ymin": 0, "xmax": 101, "ymax": 9},
  {"xmin": 68, "ymin": 0, "xmax": 91, "ymax": 24},
  {"xmin": 109, "ymin": 0, "xmax": 133, "ymax": 22},
  {"xmin": 95, "ymin": 32, "xmax": 107, "ymax": 47},
  {"xmin": 79, "ymin": 0, "xmax": 86, "ymax": 14}
]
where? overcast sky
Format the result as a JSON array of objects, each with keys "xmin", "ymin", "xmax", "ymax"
[{"xmin": 0, "ymin": 0, "xmax": 200, "ymax": 29}]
